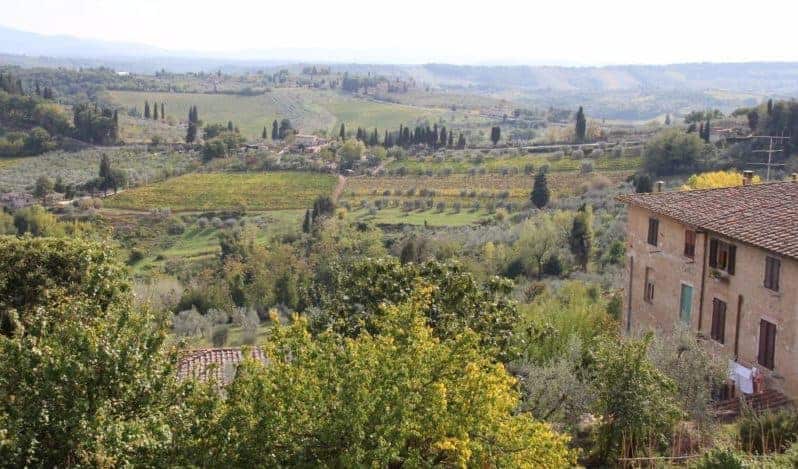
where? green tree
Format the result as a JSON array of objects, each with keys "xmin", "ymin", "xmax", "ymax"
[
  {"xmin": 591, "ymin": 333, "xmax": 682, "ymax": 462},
  {"xmin": 339, "ymin": 122, "xmax": 346, "ymax": 140},
  {"xmin": 747, "ymin": 110, "xmax": 759, "ymax": 132},
  {"xmin": 575, "ymin": 106, "xmax": 587, "ymax": 142},
  {"xmin": 0, "ymin": 237, "xmax": 188, "ymax": 467},
  {"xmin": 271, "ymin": 120, "xmax": 279, "ymax": 140},
  {"xmin": 516, "ymin": 215, "xmax": 560, "ymax": 280},
  {"xmin": 33, "ymin": 175, "xmax": 54, "ymax": 204},
  {"xmin": 634, "ymin": 174, "xmax": 653, "ymax": 193},
  {"xmin": 490, "ymin": 126, "xmax": 501, "ymax": 145},
  {"xmin": 531, "ymin": 170, "xmax": 550, "ymax": 209},
  {"xmin": 457, "ymin": 132, "xmax": 466, "ymax": 148},
  {"xmin": 261, "ymin": 126, "xmax": 267, "ymax": 139},
  {"xmin": 144, "ymin": 100, "xmax": 150, "ymax": 119},
  {"xmin": 160, "ymin": 102, "xmax": 165, "ymax": 120},
  {"xmin": 569, "ymin": 204, "xmax": 593, "ymax": 272},
  {"xmin": 189, "ymin": 293, "xmax": 573, "ymax": 467},
  {"xmin": 338, "ymin": 139, "xmax": 365, "ymax": 169},
  {"xmin": 11, "ymin": 205, "xmax": 61, "ymax": 238},
  {"xmin": 315, "ymin": 258, "xmax": 520, "ymax": 361},
  {"xmin": 642, "ymin": 128, "xmax": 704, "ymax": 175},
  {"xmin": 153, "ymin": 101, "xmax": 159, "ymax": 119},
  {"xmin": 23, "ymin": 127, "xmax": 54, "ymax": 155}
]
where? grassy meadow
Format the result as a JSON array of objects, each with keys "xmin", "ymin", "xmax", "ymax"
[
  {"xmin": 103, "ymin": 171, "xmax": 337, "ymax": 211},
  {"xmin": 103, "ymin": 89, "xmax": 479, "ymax": 139}
]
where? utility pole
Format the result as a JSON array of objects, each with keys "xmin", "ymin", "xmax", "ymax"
[{"xmin": 748, "ymin": 135, "xmax": 790, "ymax": 181}]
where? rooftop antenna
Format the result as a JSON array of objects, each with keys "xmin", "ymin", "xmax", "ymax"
[{"xmin": 748, "ymin": 134, "xmax": 790, "ymax": 181}]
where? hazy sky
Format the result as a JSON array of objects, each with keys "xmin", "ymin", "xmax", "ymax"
[{"xmin": 2, "ymin": 0, "xmax": 797, "ymax": 65}]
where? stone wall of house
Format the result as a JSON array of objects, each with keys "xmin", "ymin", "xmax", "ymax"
[{"xmin": 624, "ymin": 204, "xmax": 798, "ymax": 397}]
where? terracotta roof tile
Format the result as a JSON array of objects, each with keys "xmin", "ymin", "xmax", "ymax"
[
  {"xmin": 177, "ymin": 347, "xmax": 267, "ymax": 385},
  {"xmin": 618, "ymin": 181, "xmax": 798, "ymax": 259}
]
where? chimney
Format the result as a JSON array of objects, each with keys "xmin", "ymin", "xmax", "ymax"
[
  {"xmin": 742, "ymin": 170, "xmax": 754, "ymax": 186},
  {"xmin": 655, "ymin": 181, "xmax": 665, "ymax": 193}
]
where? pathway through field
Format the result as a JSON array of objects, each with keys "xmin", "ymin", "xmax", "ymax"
[{"xmin": 332, "ymin": 174, "xmax": 347, "ymax": 202}]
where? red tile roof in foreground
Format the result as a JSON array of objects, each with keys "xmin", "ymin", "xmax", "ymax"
[
  {"xmin": 177, "ymin": 347, "xmax": 267, "ymax": 385},
  {"xmin": 618, "ymin": 181, "xmax": 798, "ymax": 259}
]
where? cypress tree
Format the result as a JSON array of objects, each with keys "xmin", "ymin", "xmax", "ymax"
[
  {"xmin": 457, "ymin": 133, "xmax": 466, "ymax": 149},
  {"xmin": 575, "ymin": 106, "xmax": 587, "ymax": 142},
  {"xmin": 302, "ymin": 209, "xmax": 313, "ymax": 233},
  {"xmin": 531, "ymin": 171, "xmax": 550, "ymax": 209},
  {"xmin": 703, "ymin": 118, "xmax": 711, "ymax": 142},
  {"xmin": 448, "ymin": 132, "xmax": 454, "ymax": 148},
  {"xmin": 384, "ymin": 130, "xmax": 389, "ymax": 148},
  {"xmin": 144, "ymin": 101, "xmax": 150, "ymax": 119},
  {"xmin": 272, "ymin": 120, "xmax": 279, "ymax": 140},
  {"xmin": 262, "ymin": 127, "xmax": 268, "ymax": 139},
  {"xmin": 227, "ymin": 121, "xmax": 234, "ymax": 132},
  {"xmin": 339, "ymin": 123, "xmax": 346, "ymax": 140},
  {"xmin": 35, "ymin": 81, "xmax": 41, "ymax": 96},
  {"xmin": 160, "ymin": 102, "xmax": 165, "ymax": 120},
  {"xmin": 153, "ymin": 102, "xmax": 159, "ymax": 120},
  {"xmin": 490, "ymin": 126, "xmax": 501, "ymax": 146},
  {"xmin": 440, "ymin": 126, "xmax": 447, "ymax": 148},
  {"xmin": 569, "ymin": 204, "xmax": 593, "ymax": 272},
  {"xmin": 767, "ymin": 99, "xmax": 774, "ymax": 116}
]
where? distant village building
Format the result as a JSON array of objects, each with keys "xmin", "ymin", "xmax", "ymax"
[
  {"xmin": 619, "ymin": 176, "xmax": 798, "ymax": 401},
  {"xmin": 0, "ymin": 191, "xmax": 35, "ymax": 210},
  {"xmin": 178, "ymin": 347, "xmax": 266, "ymax": 386},
  {"xmin": 291, "ymin": 134, "xmax": 328, "ymax": 153}
]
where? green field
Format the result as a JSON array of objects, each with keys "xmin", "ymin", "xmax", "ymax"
[
  {"xmin": 103, "ymin": 89, "xmax": 475, "ymax": 139},
  {"xmin": 0, "ymin": 147, "xmax": 197, "ymax": 193},
  {"xmin": 104, "ymin": 172, "xmax": 337, "ymax": 211},
  {"xmin": 126, "ymin": 210, "xmax": 304, "ymax": 275},
  {"xmin": 350, "ymin": 206, "xmax": 490, "ymax": 227},
  {"xmin": 386, "ymin": 153, "xmax": 642, "ymax": 174}
]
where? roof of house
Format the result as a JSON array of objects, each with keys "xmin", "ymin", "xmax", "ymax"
[
  {"xmin": 618, "ymin": 181, "xmax": 798, "ymax": 259},
  {"xmin": 177, "ymin": 347, "xmax": 267, "ymax": 386}
]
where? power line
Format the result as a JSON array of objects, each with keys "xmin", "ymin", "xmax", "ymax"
[{"xmin": 748, "ymin": 135, "xmax": 790, "ymax": 181}]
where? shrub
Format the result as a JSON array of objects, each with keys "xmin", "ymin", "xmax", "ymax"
[
  {"xmin": 739, "ymin": 410, "xmax": 798, "ymax": 454},
  {"xmin": 692, "ymin": 448, "xmax": 745, "ymax": 469},
  {"xmin": 167, "ymin": 218, "xmax": 186, "ymax": 235},
  {"xmin": 211, "ymin": 325, "xmax": 229, "ymax": 347},
  {"xmin": 542, "ymin": 255, "xmax": 563, "ymax": 276},
  {"xmin": 436, "ymin": 201, "xmax": 446, "ymax": 212},
  {"xmin": 127, "ymin": 249, "xmax": 145, "ymax": 265}
]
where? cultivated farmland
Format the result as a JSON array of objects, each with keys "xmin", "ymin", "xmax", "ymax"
[
  {"xmin": 0, "ymin": 147, "xmax": 198, "ymax": 193},
  {"xmin": 103, "ymin": 89, "xmax": 476, "ymax": 139},
  {"xmin": 343, "ymin": 170, "xmax": 632, "ymax": 202},
  {"xmin": 103, "ymin": 171, "xmax": 337, "ymax": 211}
]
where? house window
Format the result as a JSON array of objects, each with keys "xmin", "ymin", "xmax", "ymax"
[
  {"xmin": 679, "ymin": 284, "xmax": 693, "ymax": 324},
  {"xmin": 647, "ymin": 218, "xmax": 659, "ymax": 246},
  {"xmin": 709, "ymin": 238, "xmax": 736, "ymax": 275},
  {"xmin": 758, "ymin": 319, "xmax": 777, "ymax": 369},
  {"xmin": 684, "ymin": 230, "xmax": 696, "ymax": 259},
  {"xmin": 764, "ymin": 256, "xmax": 780, "ymax": 291},
  {"xmin": 643, "ymin": 267, "xmax": 654, "ymax": 303},
  {"xmin": 710, "ymin": 298, "xmax": 726, "ymax": 344}
]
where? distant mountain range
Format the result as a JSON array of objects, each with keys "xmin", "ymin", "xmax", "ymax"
[{"xmin": 2, "ymin": 24, "xmax": 798, "ymax": 99}]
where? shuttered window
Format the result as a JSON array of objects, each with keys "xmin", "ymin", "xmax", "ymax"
[
  {"xmin": 709, "ymin": 238, "xmax": 736, "ymax": 275},
  {"xmin": 684, "ymin": 230, "xmax": 696, "ymax": 258},
  {"xmin": 710, "ymin": 299, "xmax": 726, "ymax": 344},
  {"xmin": 758, "ymin": 320, "xmax": 777, "ymax": 370},
  {"xmin": 643, "ymin": 267, "xmax": 654, "ymax": 303},
  {"xmin": 647, "ymin": 218, "xmax": 659, "ymax": 246},
  {"xmin": 764, "ymin": 257, "xmax": 780, "ymax": 291},
  {"xmin": 679, "ymin": 284, "xmax": 693, "ymax": 324}
]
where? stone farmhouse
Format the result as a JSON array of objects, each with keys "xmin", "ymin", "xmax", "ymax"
[{"xmin": 619, "ymin": 176, "xmax": 798, "ymax": 400}]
